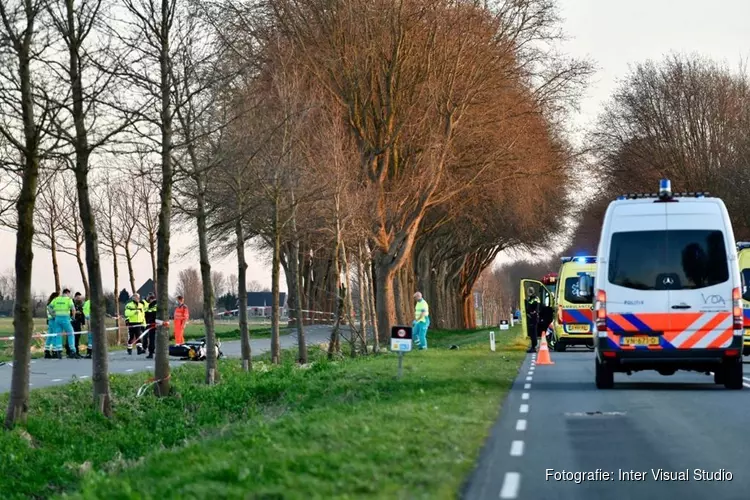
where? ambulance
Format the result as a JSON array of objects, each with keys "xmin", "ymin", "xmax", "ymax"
[
  {"xmin": 578, "ymin": 179, "xmax": 744, "ymax": 389},
  {"xmin": 549, "ymin": 256, "xmax": 597, "ymax": 352},
  {"xmin": 736, "ymin": 242, "xmax": 750, "ymax": 355}
]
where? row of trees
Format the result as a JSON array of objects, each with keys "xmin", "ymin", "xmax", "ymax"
[{"xmin": 1, "ymin": 0, "xmax": 589, "ymax": 428}]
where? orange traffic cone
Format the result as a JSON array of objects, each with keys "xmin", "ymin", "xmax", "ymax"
[{"xmin": 536, "ymin": 334, "xmax": 554, "ymax": 365}]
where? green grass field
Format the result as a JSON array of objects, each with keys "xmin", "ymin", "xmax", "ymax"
[
  {"xmin": 0, "ymin": 318, "xmax": 285, "ymax": 361},
  {"xmin": 0, "ymin": 325, "xmax": 526, "ymax": 499}
]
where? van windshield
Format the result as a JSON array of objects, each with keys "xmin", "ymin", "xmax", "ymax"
[
  {"xmin": 608, "ymin": 230, "xmax": 729, "ymax": 290},
  {"xmin": 564, "ymin": 277, "xmax": 595, "ymax": 304}
]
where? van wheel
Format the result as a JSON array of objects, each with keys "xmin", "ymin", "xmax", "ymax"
[
  {"xmin": 713, "ymin": 369, "xmax": 725, "ymax": 385},
  {"xmin": 723, "ymin": 360, "xmax": 743, "ymax": 390},
  {"xmin": 595, "ymin": 357, "xmax": 614, "ymax": 389},
  {"xmin": 554, "ymin": 341, "xmax": 566, "ymax": 352}
]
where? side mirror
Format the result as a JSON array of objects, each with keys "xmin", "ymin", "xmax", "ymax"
[{"xmin": 578, "ymin": 273, "xmax": 593, "ymax": 299}]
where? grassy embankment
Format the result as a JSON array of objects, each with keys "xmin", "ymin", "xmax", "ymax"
[
  {"xmin": 0, "ymin": 325, "xmax": 527, "ymax": 499},
  {"xmin": 0, "ymin": 318, "xmax": 284, "ymax": 362}
]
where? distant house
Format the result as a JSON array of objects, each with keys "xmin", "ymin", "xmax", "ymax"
[
  {"xmin": 218, "ymin": 292, "xmax": 287, "ymax": 318},
  {"xmin": 136, "ymin": 279, "xmax": 155, "ymax": 298}
]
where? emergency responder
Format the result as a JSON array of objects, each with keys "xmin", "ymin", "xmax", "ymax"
[
  {"xmin": 83, "ymin": 297, "xmax": 92, "ymax": 358},
  {"xmin": 525, "ymin": 287, "xmax": 540, "ymax": 353},
  {"xmin": 71, "ymin": 292, "xmax": 85, "ymax": 356},
  {"xmin": 51, "ymin": 289, "xmax": 80, "ymax": 359},
  {"xmin": 44, "ymin": 292, "xmax": 59, "ymax": 359},
  {"xmin": 412, "ymin": 291, "xmax": 430, "ymax": 350},
  {"xmin": 173, "ymin": 295, "xmax": 189, "ymax": 345},
  {"xmin": 124, "ymin": 293, "xmax": 146, "ymax": 355},
  {"xmin": 144, "ymin": 292, "xmax": 158, "ymax": 359}
]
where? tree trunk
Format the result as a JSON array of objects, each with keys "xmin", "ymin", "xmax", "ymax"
[
  {"xmin": 111, "ymin": 241, "xmax": 121, "ymax": 344},
  {"xmin": 4, "ymin": 152, "xmax": 39, "ymax": 429},
  {"xmin": 366, "ymin": 243, "xmax": 379, "ymax": 352},
  {"xmin": 328, "ymin": 238, "xmax": 342, "ymax": 360},
  {"xmin": 374, "ymin": 257, "xmax": 397, "ymax": 344},
  {"xmin": 356, "ymin": 243, "xmax": 368, "ymax": 355},
  {"xmin": 125, "ymin": 243, "xmax": 136, "ymax": 293},
  {"xmin": 149, "ymin": 234, "xmax": 157, "ymax": 286},
  {"xmin": 196, "ymin": 178, "xmax": 218, "ymax": 384},
  {"xmin": 235, "ymin": 217, "xmax": 251, "ymax": 371},
  {"xmin": 154, "ymin": 0, "xmax": 174, "ymax": 397},
  {"xmin": 290, "ymin": 201, "xmax": 307, "ymax": 363},
  {"xmin": 75, "ymin": 242, "xmax": 90, "ymax": 297},
  {"xmin": 51, "ymin": 233, "xmax": 61, "ymax": 292},
  {"xmin": 339, "ymin": 241, "xmax": 359, "ymax": 357},
  {"xmin": 393, "ymin": 272, "xmax": 405, "ymax": 326},
  {"xmin": 270, "ymin": 198, "xmax": 281, "ymax": 364}
]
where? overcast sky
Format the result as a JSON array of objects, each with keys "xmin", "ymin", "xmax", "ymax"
[{"xmin": 4, "ymin": 0, "xmax": 748, "ymax": 298}]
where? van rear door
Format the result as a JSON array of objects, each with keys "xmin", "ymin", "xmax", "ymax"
[
  {"xmin": 664, "ymin": 202, "xmax": 733, "ymax": 349},
  {"xmin": 605, "ymin": 203, "xmax": 670, "ymax": 340}
]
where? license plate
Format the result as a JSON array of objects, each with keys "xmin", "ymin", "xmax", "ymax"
[
  {"xmin": 566, "ymin": 324, "xmax": 590, "ymax": 333},
  {"xmin": 621, "ymin": 336, "xmax": 660, "ymax": 346}
]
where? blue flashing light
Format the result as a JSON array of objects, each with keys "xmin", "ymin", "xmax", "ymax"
[{"xmin": 659, "ymin": 178, "xmax": 672, "ymax": 197}]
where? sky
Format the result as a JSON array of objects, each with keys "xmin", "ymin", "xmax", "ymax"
[{"xmin": 4, "ymin": 0, "xmax": 749, "ymax": 298}]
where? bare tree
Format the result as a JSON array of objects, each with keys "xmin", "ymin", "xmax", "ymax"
[
  {"xmin": 115, "ymin": 182, "xmax": 141, "ymax": 293},
  {"xmin": 0, "ymin": 268, "xmax": 16, "ymax": 301},
  {"xmin": 211, "ymin": 271, "xmax": 225, "ymax": 297},
  {"xmin": 133, "ymin": 152, "xmax": 161, "ymax": 286},
  {"xmin": 0, "ymin": 0, "xmax": 59, "ymax": 428},
  {"xmin": 176, "ymin": 267, "xmax": 203, "ymax": 316},
  {"xmin": 32, "ymin": 171, "xmax": 66, "ymax": 290},
  {"xmin": 58, "ymin": 174, "xmax": 89, "ymax": 296},
  {"xmin": 96, "ymin": 170, "xmax": 125, "ymax": 321},
  {"xmin": 226, "ymin": 273, "xmax": 238, "ymax": 295},
  {"xmin": 246, "ymin": 280, "xmax": 264, "ymax": 292}
]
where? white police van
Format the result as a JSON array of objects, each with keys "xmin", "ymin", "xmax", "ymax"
[{"xmin": 577, "ymin": 180, "xmax": 744, "ymax": 389}]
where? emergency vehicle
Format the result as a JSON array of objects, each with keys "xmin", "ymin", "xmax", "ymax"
[
  {"xmin": 578, "ymin": 179, "xmax": 744, "ymax": 390},
  {"xmin": 549, "ymin": 256, "xmax": 596, "ymax": 352},
  {"xmin": 736, "ymin": 242, "xmax": 750, "ymax": 355}
]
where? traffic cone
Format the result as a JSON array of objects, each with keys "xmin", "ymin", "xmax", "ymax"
[{"xmin": 536, "ymin": 334, "xmax": 554, "ymax": 365}]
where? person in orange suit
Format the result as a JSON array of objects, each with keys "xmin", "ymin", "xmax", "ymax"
[{"xmin": 173, "ymin": 295, "xmax": 189, "ymax": 345}]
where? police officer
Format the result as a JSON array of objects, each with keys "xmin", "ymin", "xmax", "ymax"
[
  {"xmin": 71, "ymin": 292, "xmax": 86, "ymax": 356},
  {"xmin": 525, "ymin": 287, "xmax": 540, "ymax": 353},
  {"xmin": 124, "ymin": 293, "xmax": 146, "ymax": 355},
  {"xmin": 144, "ymin": 292, "xmax": 158, "ymax": 359},
  {"xmin": 83, "ymin": 297, "xmax": 92, "ymax": 358}
]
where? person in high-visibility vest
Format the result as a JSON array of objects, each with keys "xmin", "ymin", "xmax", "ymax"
[
  {"xmin": 173, "ymin": 295, "xmax": 189, "ymax": 345},
  {"xmin": 50, "ymin": 289, "xmax": 80, "ymax": 359},
  {"xmin": 124, "ymin": 293, "xmax": 146, "ymax": 355},
  {"xmin": 412, "ymin": 292, "xmax": 430, "ymax": 350},
  {"xmin": 44, "ymin": 292, "xmax": 60, "ymax": 359},
  {"xmin": 83, "ymin": 297, "xmax": 92, "ymax": 358}
]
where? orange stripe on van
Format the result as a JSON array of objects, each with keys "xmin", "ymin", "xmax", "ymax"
[
  {"xmin": 707, "ymin": 328, "xmax": 733, "ymax": 349},
  {"xmin": 680, "ymin": 314, "xmax": 726, "ymax": 349},
  {"xmin": 668, "ymin": 312, "xmax": 704, "ymax": 332}
]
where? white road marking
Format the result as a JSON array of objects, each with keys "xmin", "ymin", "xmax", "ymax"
[
  {"xmin": 125, "ymin": 369, "xmax": 134, "ymax": 372},
  {"xmin": 744, "ymin": 383, "xmax": 750, "ymax": 389},
  {"xmin": 521, "ymin": 392, "xmax": 530, "ymax": 400},
  {"xmin": 743, "ymin": 376, "xmax": 750, "ymax": 383},
  {"xmin": 51, "ymin": 379, "xmax": 62, "ymax": 382},
  {"xmin": 516, "ymin": 419, "xmax": 527, "ymax": 431},
  {"xmin": 524, "ymin": 383, "xmax": 531, "ymax": 389},
  {"xmin": 499, "ymin": 472, "xmax": 521, "ymax": 499},
  {"xmin": 519, "ymin": 404, "xmax": 529, "ymax": 413},
  {"xmin": 510, "ymin": 440, "xmax": 524, "ymax": 456},
  {"xmin": 525, "ymin": 376, "xmax": 532, "ymax": 381},
  {"xmin": 80, "ymin": 375, "xmax": 89, "ymax": 379}
]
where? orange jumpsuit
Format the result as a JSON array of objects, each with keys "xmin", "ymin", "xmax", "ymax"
[{"xmin": 173, "ymin": 303, "xmax": 189, "ymax": 345}]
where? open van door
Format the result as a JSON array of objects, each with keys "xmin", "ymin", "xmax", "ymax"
[{"xmin": 519, "ymin": 279, "xmax": 555, "ymax": 338}]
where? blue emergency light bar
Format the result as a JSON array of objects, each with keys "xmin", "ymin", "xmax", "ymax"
[
  {"xmin": 561, "ymin": 256, "xmax": 596, "ymax": 264},
  {"xmin": 659, "ymin": 178, "xmax": 671, "ymax": 197},
  {"xmin": 737, "ymin": 242, "xmax": 750, "ymax": 250},
  {"xmin": 614, "ymin": 178, "xmax": 712, "ymax": 201}
]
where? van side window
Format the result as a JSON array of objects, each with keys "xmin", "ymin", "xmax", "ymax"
[
  {"xmin": 565, "ymin": 277, "xmax": 595, "ymax": 304},
  {"xmin": 742, "ymin": 269, "xmax": 750, "ymax": 301},
  {"xmin": 608, "ymin": 230, "xmax": 729, "ymax": 290}
]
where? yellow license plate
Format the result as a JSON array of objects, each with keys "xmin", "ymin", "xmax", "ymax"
[
  {"xmin": 622, "ymin": 336, "xmax": 660, "ymax": 346},
  {"xmin": 566, "ymin": 324, "xmax": 590, "ymax": 333}
]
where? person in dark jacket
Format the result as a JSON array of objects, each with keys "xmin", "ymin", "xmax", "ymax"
[
  {"xmin": 71, "ymin": 292, "xmax": 86, "ymax": 356},
  {"xmin": 525, "ymin": 287, "xmax": 540, "ymax": 353},
  {"xmin": 144, "ymin": 292, "xmax": 158, "ymax": 359}
]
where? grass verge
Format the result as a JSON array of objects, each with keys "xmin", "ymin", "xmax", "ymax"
[{"xmin": 0, "ymin": 326, "xmax": 526, "ymax": 499}]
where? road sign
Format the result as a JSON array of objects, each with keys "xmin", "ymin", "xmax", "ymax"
[
  {"xmin": 390, "ymin": 325, "xmax": 413, "ymax": 352},
  {"xmin": 499, "ymin": 320, "xmax": 509, "ymax": 331}
]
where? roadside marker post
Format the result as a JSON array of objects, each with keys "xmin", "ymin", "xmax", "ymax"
[
  {"xmin": 490, "ymin": 331, "xmax": 496, "ymax": 351},
  {"xmin": 390, "ymin": 325, "xmax": 413, "ymax": 379}
]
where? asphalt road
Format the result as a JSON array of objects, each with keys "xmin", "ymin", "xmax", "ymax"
[
  {"xmin": 0, "ymin": 326, "xmax": 333, "ymax": 393},
  {"xmin": 463, "ymin": 347, "xmax": 750, "ymax": 500}
]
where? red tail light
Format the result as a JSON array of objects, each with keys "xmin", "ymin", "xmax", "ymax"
[
  {"xmin": 595, "ymin": 290, "xmax": 607, "ymax": 332},
  {"xmin": 732, "ymin": 288, "xmax": 743, "ymax": 330},
  {"xmin": 725, "ymin": 349, "xmax": 740, "ymax": 357}
]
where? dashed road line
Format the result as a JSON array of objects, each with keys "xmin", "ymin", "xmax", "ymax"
[
  {"xmin": 125, "ymin": 369, "xmax": 134, "ymax": 372},
  {"xmin": 521, "ymin": 392, "xmax": 530, "ymax": 400},
  {"xmin": 524, "ymin": 383, "xmax": 531, "ymax": 389},
  {"xmin": 510, "ymin": 440, "xmax": 524, "ymax": 456},
  {"xmin": 516, "ymin": 419, "xmax": 527, "ymax": 431},
  {"xmin": 80, "ymin": 375, "xmax": 89, "ymax": 379},
  {"xmin": 525, "ymin": 376, "xmax": 532, "ymax": 381},
  {"xmin": 499, "ymin": 472, "xmax": 521, "ymax": 499},
  {"xmin": 51, "ymin": 378, "xmax": 62, "ymax": 382},
  {"xmin": 519, "ymin": 404, "xmax": 529, "ymax": 413}
]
